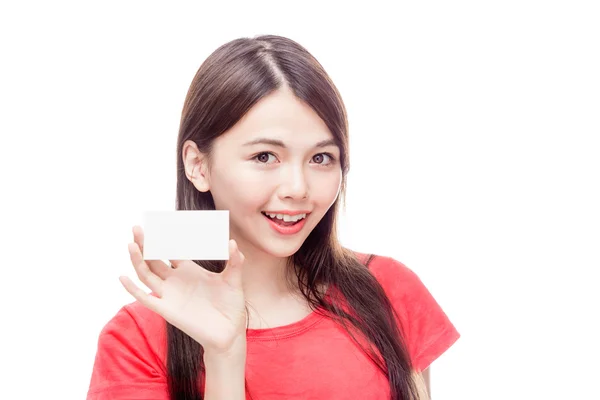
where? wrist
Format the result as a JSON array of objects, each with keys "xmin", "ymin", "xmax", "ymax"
[
  {"xmin": 202, "ymin": 336, "xmax": 247, "ymax": 400},
  {"xmin": 203, "ymin": 335, "xmax": 247, "ymax": 364}
]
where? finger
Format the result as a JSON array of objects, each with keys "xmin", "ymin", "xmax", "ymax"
[
  {"xmin": 119, "ymin": 275, "xmax": 163, "ymax": 313},
  {"xmin": 132, "ymin": 225, "xmax": 144, "ymax": 254},
  {"xmin": 222, "ymin": 239, "xmax": 245, "ymax": 288},
  {"xmin": 148, "ymin": 260, "xmax": 172, "ymax": 280},
  {"xmin": 132, "ymin": 225, "xmax": 172, "ymax": 280},
  {"xmin": 128, "ymin": 242, "xmax": 164, "ymax": 296}
]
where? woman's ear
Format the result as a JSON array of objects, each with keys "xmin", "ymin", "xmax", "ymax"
[{"xmin": 182, "ymin": 140, "xmax": 210, "ymax": 192}]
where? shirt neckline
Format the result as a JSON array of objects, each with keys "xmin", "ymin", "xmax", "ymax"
[{"xmin": 246, "ymin": 284, "xmax": 334, "ymax": 341}]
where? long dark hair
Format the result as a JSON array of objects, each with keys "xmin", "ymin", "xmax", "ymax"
[{"xmin": 170, "ymin": 34, "xmax": 421, "ymax": 400}]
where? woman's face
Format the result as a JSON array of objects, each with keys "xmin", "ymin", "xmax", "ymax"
[{"xmin": 185, "ymin": 87, "xmax": 342, "ymax": 259}]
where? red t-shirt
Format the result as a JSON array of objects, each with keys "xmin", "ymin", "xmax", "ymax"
[{"xmin": 87, "ymin": 254, "xmax": 460, "ymax": 399}]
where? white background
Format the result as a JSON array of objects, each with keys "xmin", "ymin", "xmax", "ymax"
[{"xmin": 1, "ymin": 1, "xmax": 598, "ymax": 399}]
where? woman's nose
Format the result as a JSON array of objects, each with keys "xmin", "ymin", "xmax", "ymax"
[{"xmin": 277, "ymin": 166, "xmax": 309, "ymax": 200}]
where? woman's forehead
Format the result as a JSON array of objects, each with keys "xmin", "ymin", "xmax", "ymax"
[
  {"xmin": 218, "ymin": 94, "xmax": 335, "ymax": 148},
  {"xmin": 239, "ymin": 92, "xmax": 329, "ymax": 132}
]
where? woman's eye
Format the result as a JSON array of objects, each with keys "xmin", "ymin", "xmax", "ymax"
[
  {"xmin": 254, "ymin": 152, "xmax": 277, "ymax": 164},
  {"xmin": 312, "ymin": 153, "xmax": 334, "ymax": 165}
]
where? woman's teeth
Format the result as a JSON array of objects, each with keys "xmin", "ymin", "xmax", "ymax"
[{"xmin": 263, "ymin": 212, "xmax": 306, "ymax": 222}]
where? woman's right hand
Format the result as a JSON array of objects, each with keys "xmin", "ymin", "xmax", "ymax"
[{"xmin": 119, "ymin": 225, "xmax": 248, "ymax": 357}]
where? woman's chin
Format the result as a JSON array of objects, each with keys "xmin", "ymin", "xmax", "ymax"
[{"xmin": 261, "ymin": 241, "xmax": 304, "ymax": 259}]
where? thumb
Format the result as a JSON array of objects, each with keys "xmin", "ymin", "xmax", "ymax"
[{"xmin": 222, "ymin": 239, "xmax": 245, "ymax": 288}]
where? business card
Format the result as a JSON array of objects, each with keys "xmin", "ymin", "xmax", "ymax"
[{"xmin": 142, "ymin": 210, "xmax": 229, "ymax": 260}]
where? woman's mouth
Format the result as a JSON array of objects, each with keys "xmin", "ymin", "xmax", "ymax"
[
  {"xmin": 261, "ymin": 212, "xmax": 307, "ymax": 227},
  {"xmin": 262, "ymin": 211, "xmax": 310, "ymax": 235},
  {"xmin": 261, "ymin": 211, "xmax": 309, "ymax": 235}
]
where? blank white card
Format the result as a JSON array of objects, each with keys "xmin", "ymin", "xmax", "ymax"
[{"xmin": 142, "ymin": 210, "xmax": 229, "ymax": 260}]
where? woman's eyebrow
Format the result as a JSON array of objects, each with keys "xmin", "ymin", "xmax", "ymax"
[{"xmin": 243, "ymin": 138, "xmax": 338, "ymax": 149}]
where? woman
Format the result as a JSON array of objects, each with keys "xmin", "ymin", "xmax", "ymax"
[{"xmin": 87, "ymin": 34, "xmax": 460, "ymax": 400}]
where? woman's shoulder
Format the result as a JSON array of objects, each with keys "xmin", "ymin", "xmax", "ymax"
[
  {"xmin": 352, "ymin": 251, "xmax": 421, "ymax": 295},
  {"xmin": 350, "ymin": 250, "xmax": 448, "ymax": 323},
  {"xmin": 352, "ymin": 250, "xmax": 461, "ymax": 372},
  {"xmin": 88, "ymin": 298, "xmax": 169, "ymax": 397},
  {"xmin": 352, "ymin": 250, "xmax": 410, "ymax": 271},
  {"xmin": 97, "ymin": 296, "xmax": 168, "ymax": 362}
]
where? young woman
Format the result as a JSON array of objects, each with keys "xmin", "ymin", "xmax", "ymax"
[{"xmin": 87, "ymin": 34, "xmax": 460, "ymax": 400}]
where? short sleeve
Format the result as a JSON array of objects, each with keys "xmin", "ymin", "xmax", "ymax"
[
  {"xmin": 86, "ymin": 302, "xmax": 169, "ymax": 400},
  {"xmin": 368, "ymin": 256, "xmax": 460, "ymax": 373}
]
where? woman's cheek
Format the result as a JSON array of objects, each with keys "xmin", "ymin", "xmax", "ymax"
[{"xmin": 315, "ymin": 171, "xmax": 342, "ymax": 201}]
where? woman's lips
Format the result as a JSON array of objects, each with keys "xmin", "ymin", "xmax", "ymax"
[{"xmin": 262, "ymin": 212, "xmax": 307, "ymax": 235}]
